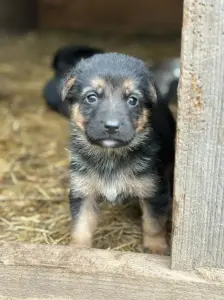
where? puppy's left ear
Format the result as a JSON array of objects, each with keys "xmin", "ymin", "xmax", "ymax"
[
  {"xmin": 61, "ymin": 76, "xmax": 76, "ymax": 102},
  {"xmin": 149, "ymin": 81, "xmax": 159, "ymax": 104}
]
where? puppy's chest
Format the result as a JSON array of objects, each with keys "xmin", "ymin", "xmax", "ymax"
[{"xmin": 71, "ymin": 160, "xmax": 156, "ymax": 202}]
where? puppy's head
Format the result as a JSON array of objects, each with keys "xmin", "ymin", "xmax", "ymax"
[{"xmin": 61, "ymin": 53, "xmax": 158, "ymax": 149}]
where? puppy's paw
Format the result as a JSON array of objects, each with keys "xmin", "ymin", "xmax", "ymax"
[
  {"xmin": 143, "ymin": 234, "xmax": 170, "ymax": 256},
  {"xmin": 70, "ymin": 232, "xmax": 92, "ymax": 248}
]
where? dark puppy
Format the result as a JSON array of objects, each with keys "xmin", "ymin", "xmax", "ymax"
[
  {"xmin": 61, "ymin": 53, "xmax": 176, "ymax": 255},
  {"xmin": 52, "ymin": 45, "xmax": 104, "ymax": 76}
]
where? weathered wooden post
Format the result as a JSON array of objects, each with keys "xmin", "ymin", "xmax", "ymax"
[{"xmin": 172, "ymin": 0, "xmax": 224, "ymax": 270}]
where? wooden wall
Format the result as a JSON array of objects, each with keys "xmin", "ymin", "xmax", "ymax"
[
  {"xmin": 38, "ymin": 0, "xmax": 183, "ymax": 36},
  {"xmin": 171, "ymin": 0, "xmax": 224, "ymax": 270},
  {"xmin": 0, "ymin": 0, "xmax": 183, "ymax": 35},
  {"xmin": 0, "ymin": 0, "xmax": 37, "ymax": 32}
]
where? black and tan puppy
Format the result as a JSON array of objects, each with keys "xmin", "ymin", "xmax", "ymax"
[{"xmin": 61, "ymin": 53, "xmax": 176, "ymax": 255}]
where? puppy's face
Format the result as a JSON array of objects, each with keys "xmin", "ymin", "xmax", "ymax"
[{"xmin": 62, "ymin": 53, "xmax": 158, "ymax": 149}]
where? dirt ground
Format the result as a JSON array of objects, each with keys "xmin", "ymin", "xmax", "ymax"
[{"xmin": 0, "ymin": 31, "xmax": 179, "ymax": 252}]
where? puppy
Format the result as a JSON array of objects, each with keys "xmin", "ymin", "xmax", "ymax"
[
  {"xmin": 52, "ymin": 45, "xmax": 104, "ymax": 76},
  {"xmin": 61, "ymin": 53, "xmax": 176, "ymax": 255}
]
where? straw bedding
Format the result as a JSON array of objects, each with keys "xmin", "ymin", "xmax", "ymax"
[{"xmin": 0, "ymin": 32, "xmax": 178, "ymax": 252}]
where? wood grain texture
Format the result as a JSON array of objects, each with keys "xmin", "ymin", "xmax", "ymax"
[
  {"xmin": 172, "ymin": 0, "xmax": 224, "ymax": 270},
  {"xmin": 37, "ymin": 0, "xmax": 183, "ymax": 35},
  {"xmin": 0, "ymin": 243, "xmax": 224, "ymax": 299}
]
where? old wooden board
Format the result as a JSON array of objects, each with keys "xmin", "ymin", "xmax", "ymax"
[
  {"xmin": 0, "ymin": 243, "xmax": 224, "ymax": 299},
  {"xmin": 172, "ymin": 0, "xmax": 224, "ymax": 270},
  {"xmin": 0, "ymin": 0, "xmax": 37, "ymax": 31},
  {"xmin": 38, "ymin": 0, "xmax": 183, "ymax": 36}
]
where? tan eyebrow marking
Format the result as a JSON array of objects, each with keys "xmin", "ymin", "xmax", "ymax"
[
  {"xmin": 123, "ymin": 79, "xmax": 134, "ymax": 95},
  {"xmin": 91, "ymin": 77, "xmax": 105, "ymax": 89}
]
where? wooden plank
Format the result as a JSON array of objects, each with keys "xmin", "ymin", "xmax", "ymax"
[
  {"xmin": 0, "ymin": 0, "xmax": 37, "ymax": 31},
  {"xmin": 0, "ymin": 243, "xmax": 224, "ymax": 299},
  {"xmin": 171, "ymin": 0, "xmax": 224, "ymax": 270},
  {"xmin": 37, "ymin": 0, "xmax": 183, "ymax": 36}
]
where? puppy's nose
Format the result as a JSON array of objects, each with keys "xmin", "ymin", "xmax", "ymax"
[{"xmin": 104, "ymin": 120, "xmax": 120, "ymax": 134}]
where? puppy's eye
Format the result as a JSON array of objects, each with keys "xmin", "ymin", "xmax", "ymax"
[
  {"xmin": 127, "ymin": 96, "xmax": 139, "ymax": 107},
  {"xmin": 86, "ymin": 93, "xmax": 98, "ymax": 104}
]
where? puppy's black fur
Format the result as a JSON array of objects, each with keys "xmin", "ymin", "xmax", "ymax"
[{"xmin": 61, "ymin": 53, "xmax": 176, "ymax": 254}]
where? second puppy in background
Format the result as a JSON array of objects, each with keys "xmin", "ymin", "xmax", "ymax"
[{"xmin": 61, "ymin": 53, "xmax": 176, "ymax": 255}]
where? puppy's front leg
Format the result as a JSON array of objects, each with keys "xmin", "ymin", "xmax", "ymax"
[
  {"xmin": 140, "ymin": 182, "xmax": 171, "ymax": 256},
  {"xmin": 69, "ymin": 189, "xmax": 99, "ymax": 247}
]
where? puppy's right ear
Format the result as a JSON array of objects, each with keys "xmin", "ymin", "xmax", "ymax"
[{"xmin": 61, "ymin": 76, "xmax": 76, "ymax": 102}]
